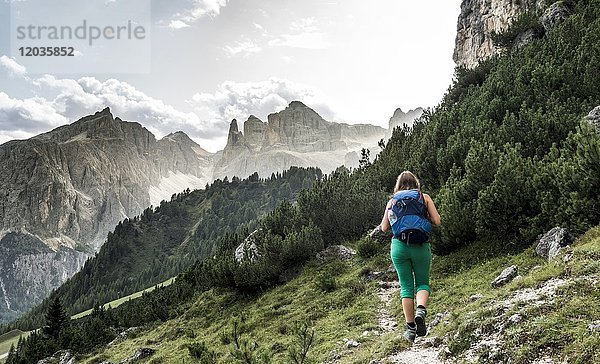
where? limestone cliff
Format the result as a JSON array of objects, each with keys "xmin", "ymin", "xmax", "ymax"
[{"xmin": 454, "ymin": 0, "xmax": 539, "ymax": 68}]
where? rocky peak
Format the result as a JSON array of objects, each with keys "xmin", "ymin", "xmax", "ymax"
[
  {"xmin": 243, "ymin": 115, "xmax": 267, "ymax": 151},
  {"xmin": 160, "ymin": 131, "xmax": 211, "ymax": 157},
  {"xmin": 265, "ymin": 102, "xmax": 330, "ymax": 150},
  {"xmin": 288, "ymin": 100, "xmax": 308, "ymax": 109},
  {"xmin": 389, "ymin": 107, "xmax": 424, "ymax": 131},
  {"xmin": 226, "ymin": 119, "xmax": 244, "ymax": 148}
]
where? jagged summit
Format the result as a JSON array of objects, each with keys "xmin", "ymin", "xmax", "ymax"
[
  {"xmin": 161, "ymin": 131, "xmax": 211, "ymax": 157},
  {"xmin": 287, "ymin": 100, "xmax": 308, "ymax": 109},
  {"xmin": 388, "ymin": 107, "xmax": 424, "ymax": 131},
  {"xmin": 229, "ymin": 119, "xmax": 239, "ymax": 133},
  {"xmin": 163, "ymin": 130, "xmax": 194, "ymax": 143},
  {"xmin": 392, "ymin": 108, "xmax": 404, "ymax": 117},
  {"xmin": 246, "ymin": 115, "xmax": 264, "ymax": 123},
  {"xmin": 215, "ymin": 101, "xmax": 386, "ymax": 179}
]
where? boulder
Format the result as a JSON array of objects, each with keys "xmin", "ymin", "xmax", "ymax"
[
  {"xmin": 234, "ymin": 229, "xmax": 262, "ymax": 263},
  {"xmin": 469, "ymin": 293, "xmax": 484, "ymax": 302},
  {"xmin": 429, "ymin": 311, "xmax": 449, "ymax": 328},
  {"xmin": 491, "ymin": 265, "xmax": 518, "ymax": 287},
  {"xmin": 541, "ymin": 2, "xmax": 571, "ymax": 31},
  {"xmin": 535, "ymin": 227, "xmax": 573, "ymax": 260},
  {"xmin": 343, "ymin": 339, "xmax": 360, "ymax": 348},
  {"xmin": 586, "ymin": 106, "xmax": 600, "ymax": 131},
  {"xmin": 108, "ymin": 327, "xmax": 139, "ymax": 347},
  {"xmin": 589, "ymin": 320, "xmax": 600, "ymax": 333},
  {"xmin": 118, "ymin": 348, "xmax": 155, "ymax": 363},
  {"xmin": 316, "ymin": 245, "xmax": 356, "ymax": 263},
  {"xmin": 507, "ymin": 314, "xmax": 523, "ymax": 325}
]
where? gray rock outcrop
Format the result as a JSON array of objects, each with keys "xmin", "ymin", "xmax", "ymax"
[
  {"xmin": 586, "ymin": 106, "xmax": 600, "ymax": 131},
  {"xmin": 512, "ymin": 28, "xmax": 540, "ymax": 50},
  {"xmin": 37, "ymin": 350, "xmax": 74, "ymax": 364},
  {"xmin": 491, "ymin": 265, "xmax": 518, "ymax": 287},
  {"xmin": 234, "ymin": 229, "xmax": 261, "ymax": 263},
  {"xmin": 316, "ymin": 245, "xmax": 356, "ymax": 263},
  {"xmin": 535, "ymin": 227, "xmax": 573, "ymax": 260},
  {"xmin": 541, "ymin": 1, "xmax": 571, "ymax": 31},
  {"xmin": 454, "ymin": 0, "xmax": 540, "ymax": 69}
]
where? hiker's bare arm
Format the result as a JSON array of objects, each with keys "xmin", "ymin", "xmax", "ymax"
[
  {"xmin": 380, "ymin": 199, "xmax": 393, "ymax": 232},
  {"xmin": 423, "ymin": 194, "xmax": 441, "ymax": 226}
]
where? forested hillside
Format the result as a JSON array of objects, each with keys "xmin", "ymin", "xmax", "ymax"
[
  {"xmin": 6, "ymin": 0, "xmax": 600, "ymax": 362},
  {"xmin": 7, "ymin": 167, "xmax": 321, "ymax": 331}
]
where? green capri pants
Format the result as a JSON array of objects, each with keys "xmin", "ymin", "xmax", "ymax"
[{"xmin": 390, "ymin": 238, "xmax": 432, "ymax": 299}]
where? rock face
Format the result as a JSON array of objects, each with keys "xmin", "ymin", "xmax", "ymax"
[
  {"xmin": 535, "ymin": 227, "xmax": 573, "ymax": 260},
  {"xmin": 454, "ymin": 0, "xmax": 539, "ymax": 69},
  {"xmin": 0, "ymin": 108, "xmax": 213, "ymax": 322},
  {"xmin": 214, "ymin": 101, "xmax": 386, "ymax": 179}
]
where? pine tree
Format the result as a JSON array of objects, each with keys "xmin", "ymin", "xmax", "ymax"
[{"xmin": 43, "ymin": 296, "xmax": 67, "ymax": 340}]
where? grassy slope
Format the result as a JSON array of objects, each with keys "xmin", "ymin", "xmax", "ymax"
[
  {"xmin": 0, "ymin": 330, "xmax": 28, "ymax": 362},
  {"xmin": 80, "ymin": 228, "xmax": 600, "ymax": 363},
  {"xmin": 0, "ymin": 278, "xmax": 176, "ymax": 361},
  {"xmin": 70, "ymin": 277, "xmax": 176, "ymax": 321}
]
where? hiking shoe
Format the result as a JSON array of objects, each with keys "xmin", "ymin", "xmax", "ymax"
[
  {"xmin": 415, "ymin": 307, "xmax": 427, "ymax": 337},
  {"xmin": 403, "ymin": 325, "xmax": 417, "ymax": 343}
]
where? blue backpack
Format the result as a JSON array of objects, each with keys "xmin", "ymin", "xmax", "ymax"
[{"xmin": 387, "ymin": 189, "xmax": 432, "ymax": 244}]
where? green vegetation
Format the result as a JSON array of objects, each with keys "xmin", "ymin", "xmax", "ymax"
[
  {"xmin": 0, "ymin": 330, "xmax": 27, "ymax": 363},
  {"xmin": 29, "ymin": 227, "xmax": 589, "ymax": 363},
  {"xmin": 8, "ymin": 167, "xmax": 321, "ymax": 331},
  {"xmin": 7, "ymin": 0, "xmax": 600, "ymax": 362},
  {"xmin": 70, "ymin": 277, "xmax": 175, "ymax": 320}
]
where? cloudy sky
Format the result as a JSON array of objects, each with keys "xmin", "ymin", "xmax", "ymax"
[{"xmin": 0, "ymin": 0, "xmax": 461, "ymax": 152}]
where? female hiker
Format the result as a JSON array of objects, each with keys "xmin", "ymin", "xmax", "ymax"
[{"xmin": 370, "ymin": 171, "xmax": 441, "ymax": 342}]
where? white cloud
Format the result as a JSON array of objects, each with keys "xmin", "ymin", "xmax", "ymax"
[
  {"xmin": 290, "ymin": 17, "xmax": 318, "ymax": 32},
  {"xmin": 0, "ymin": 92, "xmax": 68, "ymax": 135},
  {"xmin": 188, "ymin": 78, "xmax": 335, "ymax": 128},
  {"xmin": 168, "ymin": 20, "xmax": 190, "ymax": 30},
  {"xmin": 268, "ymin": 32, "xmax": 330, "ymax": 49},
  {"xmin": 0, "ymin": 56, "xmax": 27, "ymax": 77},
  {"xmin": 269, "ymin": 17, "xmax": 330, "ymax": 49},
  {"xmin": 168, "ymin": 0, "xmax": 228, "ymax": 30},
  {"xmin": 223, "ymin": 40, "xmax": 262, "ymax": 58},
  {"xmin": 0, "ymin": 56, "xmax": 214, "ymax": 148}
]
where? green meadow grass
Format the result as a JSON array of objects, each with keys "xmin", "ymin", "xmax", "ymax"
[
  {"xmin": 0, "ymin": 329, "xmax": 29, "ymax": 363},
  {"xmin": 70, "ymin": 228, "xmax": 600, "ymax": 363},
  {"xmin": 71, "ymin": 277, "xmax": 177, "ymax": 320}
]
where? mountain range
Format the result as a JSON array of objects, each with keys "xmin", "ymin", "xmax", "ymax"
[{"xmin": 0, "ymin": 102, "xmax": 404, "ymax": 321}]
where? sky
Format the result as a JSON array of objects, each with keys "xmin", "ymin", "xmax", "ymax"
[{"xmin": 0, "ymin": 0, "xmax": 462, "ymax": 152}]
